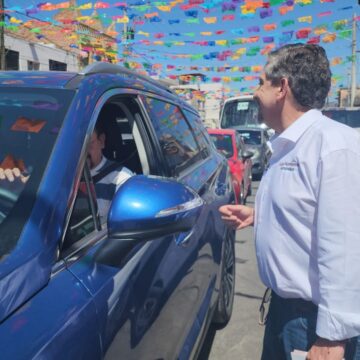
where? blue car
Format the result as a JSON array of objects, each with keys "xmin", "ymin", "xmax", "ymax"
[{"xmin": 0, "ymin": 63, "xmax": 235, "ymax": 359}]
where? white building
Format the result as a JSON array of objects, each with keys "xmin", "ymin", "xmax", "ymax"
[{"xmin": 5, "ymin": 33, "xmax": 79, "ymax": 72}]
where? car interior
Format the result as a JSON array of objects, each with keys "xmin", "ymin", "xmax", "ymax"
[
  {"xmin": 97, "ymin": 97, "xmax": 148, "ymax": 176},
  {"xmin": 62, "ymin": 97, "xmax": 149, "ymax": 253}
]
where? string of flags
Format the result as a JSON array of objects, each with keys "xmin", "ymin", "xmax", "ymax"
[{"xmin": 3, "ymin": 0, "xmax": 358, "ymax": 93}]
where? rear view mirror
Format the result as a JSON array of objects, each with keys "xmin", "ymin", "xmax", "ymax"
[{"xmin": 241, "ymin": 150, "xmax": 254, "ymax": 159}]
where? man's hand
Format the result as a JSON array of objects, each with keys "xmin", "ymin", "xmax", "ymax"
[
  {"xmin": 306, "ymin": 337, "xmax": 345, "ymax": 360},
  {"xmin": 219, "ymin": 204, "xmax": 254, "ymax": 230},
  {"xmin": 0, "ymin": 168, "xmax": 29, "ymax": 184}
]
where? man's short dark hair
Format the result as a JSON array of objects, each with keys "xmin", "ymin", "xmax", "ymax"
[{"xmin": 264, "ymin": 43, "xmax": 332, "ymax": 109}]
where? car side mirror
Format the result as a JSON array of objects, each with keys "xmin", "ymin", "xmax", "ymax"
[
  {"xmin": 241, "ymin": 150, "xmax": 254, "ymax": 159},
  {"xmin": 108, "ymin": 175, "xmax": 203, "ymax": 241},
  {"xmin": 95, "ymin": 175, "xmax": 204, "ymax": 266}
]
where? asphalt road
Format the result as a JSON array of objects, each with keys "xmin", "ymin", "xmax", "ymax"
[{"xmin": 199, "ymin": 181, "xmax": 267, "ymax": 360}]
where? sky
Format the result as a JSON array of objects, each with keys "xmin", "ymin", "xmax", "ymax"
[{"xmin": 4, "ymin": 0, "xmax": 360, "ymax": 101}]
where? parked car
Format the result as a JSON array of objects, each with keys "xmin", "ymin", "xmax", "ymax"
[
  {"xmin": 322, "ymin": 107, "xmax": 360, "ymax": 132},
  {"xmin": 234, "ymin": 126, "xmax": 272, "ymax": 179},
  {"xmin": 0, "ymin": 63, "xmax": 236, "ymax": 360},
  {"xmin": 208, "ymin": 128, "xmax": 253, "ymax": 204}
]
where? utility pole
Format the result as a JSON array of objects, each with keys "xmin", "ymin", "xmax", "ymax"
[
  {"xmin": 0, "ymin": 0, "xmax": 5, "ymax": 70},
  {"xmin": 122, "ymin": 8, "xmax": 128, "ymax": 59},
  {"xmin": 350, "ymin": 13, "xmax": 357, "ymax": 107}
]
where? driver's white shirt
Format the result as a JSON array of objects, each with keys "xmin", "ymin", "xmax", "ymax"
[
  {"xmin": 91, "ymin": 156, "xmax": 133, "ymax": 222},
  {"xmin": 255, "ymin": 109, "xmax": 360, "ymax": 340}
]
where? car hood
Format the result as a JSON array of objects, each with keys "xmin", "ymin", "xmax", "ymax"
[{"xmin": 245, "ymin": 144, "xmax": 261, "ymax": 151}]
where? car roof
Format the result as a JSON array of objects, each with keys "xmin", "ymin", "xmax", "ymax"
[
  {"xmin": 0, "ymin": 62, "xmax": 174, "ymax": 94},
  {"xmin": 207, "ymin": 128, "xmax": 236, "ymax": 136},
  {"xmin": 0, "ymin": 63, "xmax": 171, "ymax": 92},
  {"xmin": 0, "ymin": 71, "xmax": 78, "ymax": 88},
  {"xmin": 0, "ymin": 62, "xmax": 196, "ymax": 113},
  {"xmin": 223, "ymin": 94, "xmax": 254, "ymax": 104},
  {"xmin": 231, "ymin": 126, "xmax": 264, "ymax": 131}
]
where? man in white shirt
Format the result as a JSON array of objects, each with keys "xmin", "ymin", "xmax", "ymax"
[
  {"xmin": 88, "ymin": 120, "xmax": 133, "ymax": 222},
  {"xmin": 219, "ymin": 44, "xmax": 360, "ymax": 359}
]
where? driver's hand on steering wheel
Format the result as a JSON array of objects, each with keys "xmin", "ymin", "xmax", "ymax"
[{"xmin": 0, "ymin": 167, "xmax": 29, "ymax": 184}]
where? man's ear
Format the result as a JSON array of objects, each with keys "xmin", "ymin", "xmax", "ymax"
[{"xmin": 278, "ymin": 78, "xmax": 288, "ymax": 99}]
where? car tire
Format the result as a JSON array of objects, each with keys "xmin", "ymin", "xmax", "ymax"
[{"xmin": 212, "ymin": 228, "xmax": 236, "ymax": 329}]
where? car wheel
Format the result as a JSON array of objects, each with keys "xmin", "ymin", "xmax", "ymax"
[{"xmin": 212, "ymin": 229, "xmax": 236, "ymax": 329}]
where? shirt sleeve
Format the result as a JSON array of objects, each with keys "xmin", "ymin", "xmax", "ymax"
[
  {"xmin": 316, "ymin": 148, "xmax": 360, "ymax": 340},
  {"xmin": 113, "ymin": 167, "xmax": 134, "ymax": 191}
]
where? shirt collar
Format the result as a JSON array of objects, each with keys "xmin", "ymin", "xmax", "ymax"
[
  {"xmin": 278, "ymin": 109, "xmax": 321, "ymax": 143},
  {"xmin": 270, "ymin": 109, "xmax": 322, "ymax": 151},
  {"xmin": 90, "ymin": 155, "xmax": 107, "ymax": 176}
]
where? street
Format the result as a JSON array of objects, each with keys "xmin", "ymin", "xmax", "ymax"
[{"xmin": 199, "ymin": 181, "xmax": 266, "ymax": 360}]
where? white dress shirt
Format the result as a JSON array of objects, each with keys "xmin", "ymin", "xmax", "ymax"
[
  {"xmin": 255, "ymin": 109, "xmax": 360, "ymax": 341},
  {"xmin": 91, "ymin": 156, "xmax": 133, "ymax": 221}
]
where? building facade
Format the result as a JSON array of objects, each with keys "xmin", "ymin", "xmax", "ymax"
[
  {"xmin": 4, "ymin": 0, "xmax": 118, "ymax": 72},
  {"xmin": 4, "ymin": 34, "xmax": 79, "ymax": 72}
]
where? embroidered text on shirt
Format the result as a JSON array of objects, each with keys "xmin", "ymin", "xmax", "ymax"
[{"xmin": 279, "ymin": 161, "xmax": 299, "ymax": 171}]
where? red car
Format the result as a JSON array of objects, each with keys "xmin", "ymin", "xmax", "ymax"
[{"xmin": 208, "ymin": 128, "xmax": 253, "ymax": 204}]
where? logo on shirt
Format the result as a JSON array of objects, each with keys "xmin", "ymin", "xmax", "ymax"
[{"xmin": 279, "ymin": 161, "xmax": 299, "ymax": 172}]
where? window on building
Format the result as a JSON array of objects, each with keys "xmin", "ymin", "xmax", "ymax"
[
  {"xmin": 5, "ymin": 49, "xmax": 19, "ymax": 70},
  {"xmin": 27, "ymin": 60, "xmax": 40, "ymax": 71},
  {"xmin": 49, "ymin": 60, "xmax": 67, "ymax": 71}
]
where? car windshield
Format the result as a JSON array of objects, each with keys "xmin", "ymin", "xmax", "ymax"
[
  {"xmin": 323, "ymin": 109, "xmax": 360, "ymax": 128},
  {"xmin": 0, "ymin": 88, "xmax": 74, "ymax": 256},
  {"xmin": 238, "ymin": 130, "xmax": 262, "ymax": 145},
  {"xmin": 209, "ymin": 134, "xmax": 234, "ymax": 158},
  {"xmin": 221, "ymin": 99, "xmax": 260, "ymax": 128}
]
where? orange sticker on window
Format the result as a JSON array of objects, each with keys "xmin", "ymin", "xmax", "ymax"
[{"xmin": 11, "ymin": 116, "xmax": 46, "ymax": 133}]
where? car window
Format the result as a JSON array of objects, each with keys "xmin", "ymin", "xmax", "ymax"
[
  {"xmin": 183, "ymin": 109, "xmax": 211, "ymax": 157},
  {"xmin": 236, "ymin": 134, "xmax": 245, "ymax": 153},
  {"xmin": 209, "ymin": 134, "xmax": 234, "ymax": 158},
  {"xmin": 62, "ymin": 165, "xmax": 99, "ymax": 252},
  {"xmin": 97, "ymin": 100, "xmax": 143, "ymax": 175},
  {"xmin": 141, "ymin": 96, "xmax": 201, "ymax": 176},
  {"xmin": 221, "ymin": 99, "xmax": 260, "ymax": 128},
  {"xmin": 238, "ymin": 130, "xmax": 262, "ymax": 145},
  {"xmin": 0, "ymin": 88, "xmax": 74, "ymax": 256}
]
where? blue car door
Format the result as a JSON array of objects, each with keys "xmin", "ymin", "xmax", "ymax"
[
  {"xmin": 139, "ymin": 96, "xmax": 232, "ymax": 352},
  {"xmin": 63, "ymin": 174, "xmax": 215, "ymax": 360},
  {"xmin": 0, "ymin": 259, "xmax": 102, "ymax": 360},
  {"xmin": 60, "ymin": 96, "xmax": 230, "ymax": 360},
  {"xmin": 60, "ymin": 94, "xmax": 231, "ymax": 359}
]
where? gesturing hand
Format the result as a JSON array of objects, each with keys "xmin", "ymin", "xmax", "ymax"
[
  {"xmin": 219, "ymin": 204, "xmax": 255, "ymax": 230},
  {"xmin": 306, "ymin": 337, "xmax": 345, "ymax": 360}
]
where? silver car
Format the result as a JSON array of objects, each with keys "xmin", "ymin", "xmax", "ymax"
[{"xmin": 233, "ymin": 126, "xmax": 272, "ymax": 179}]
